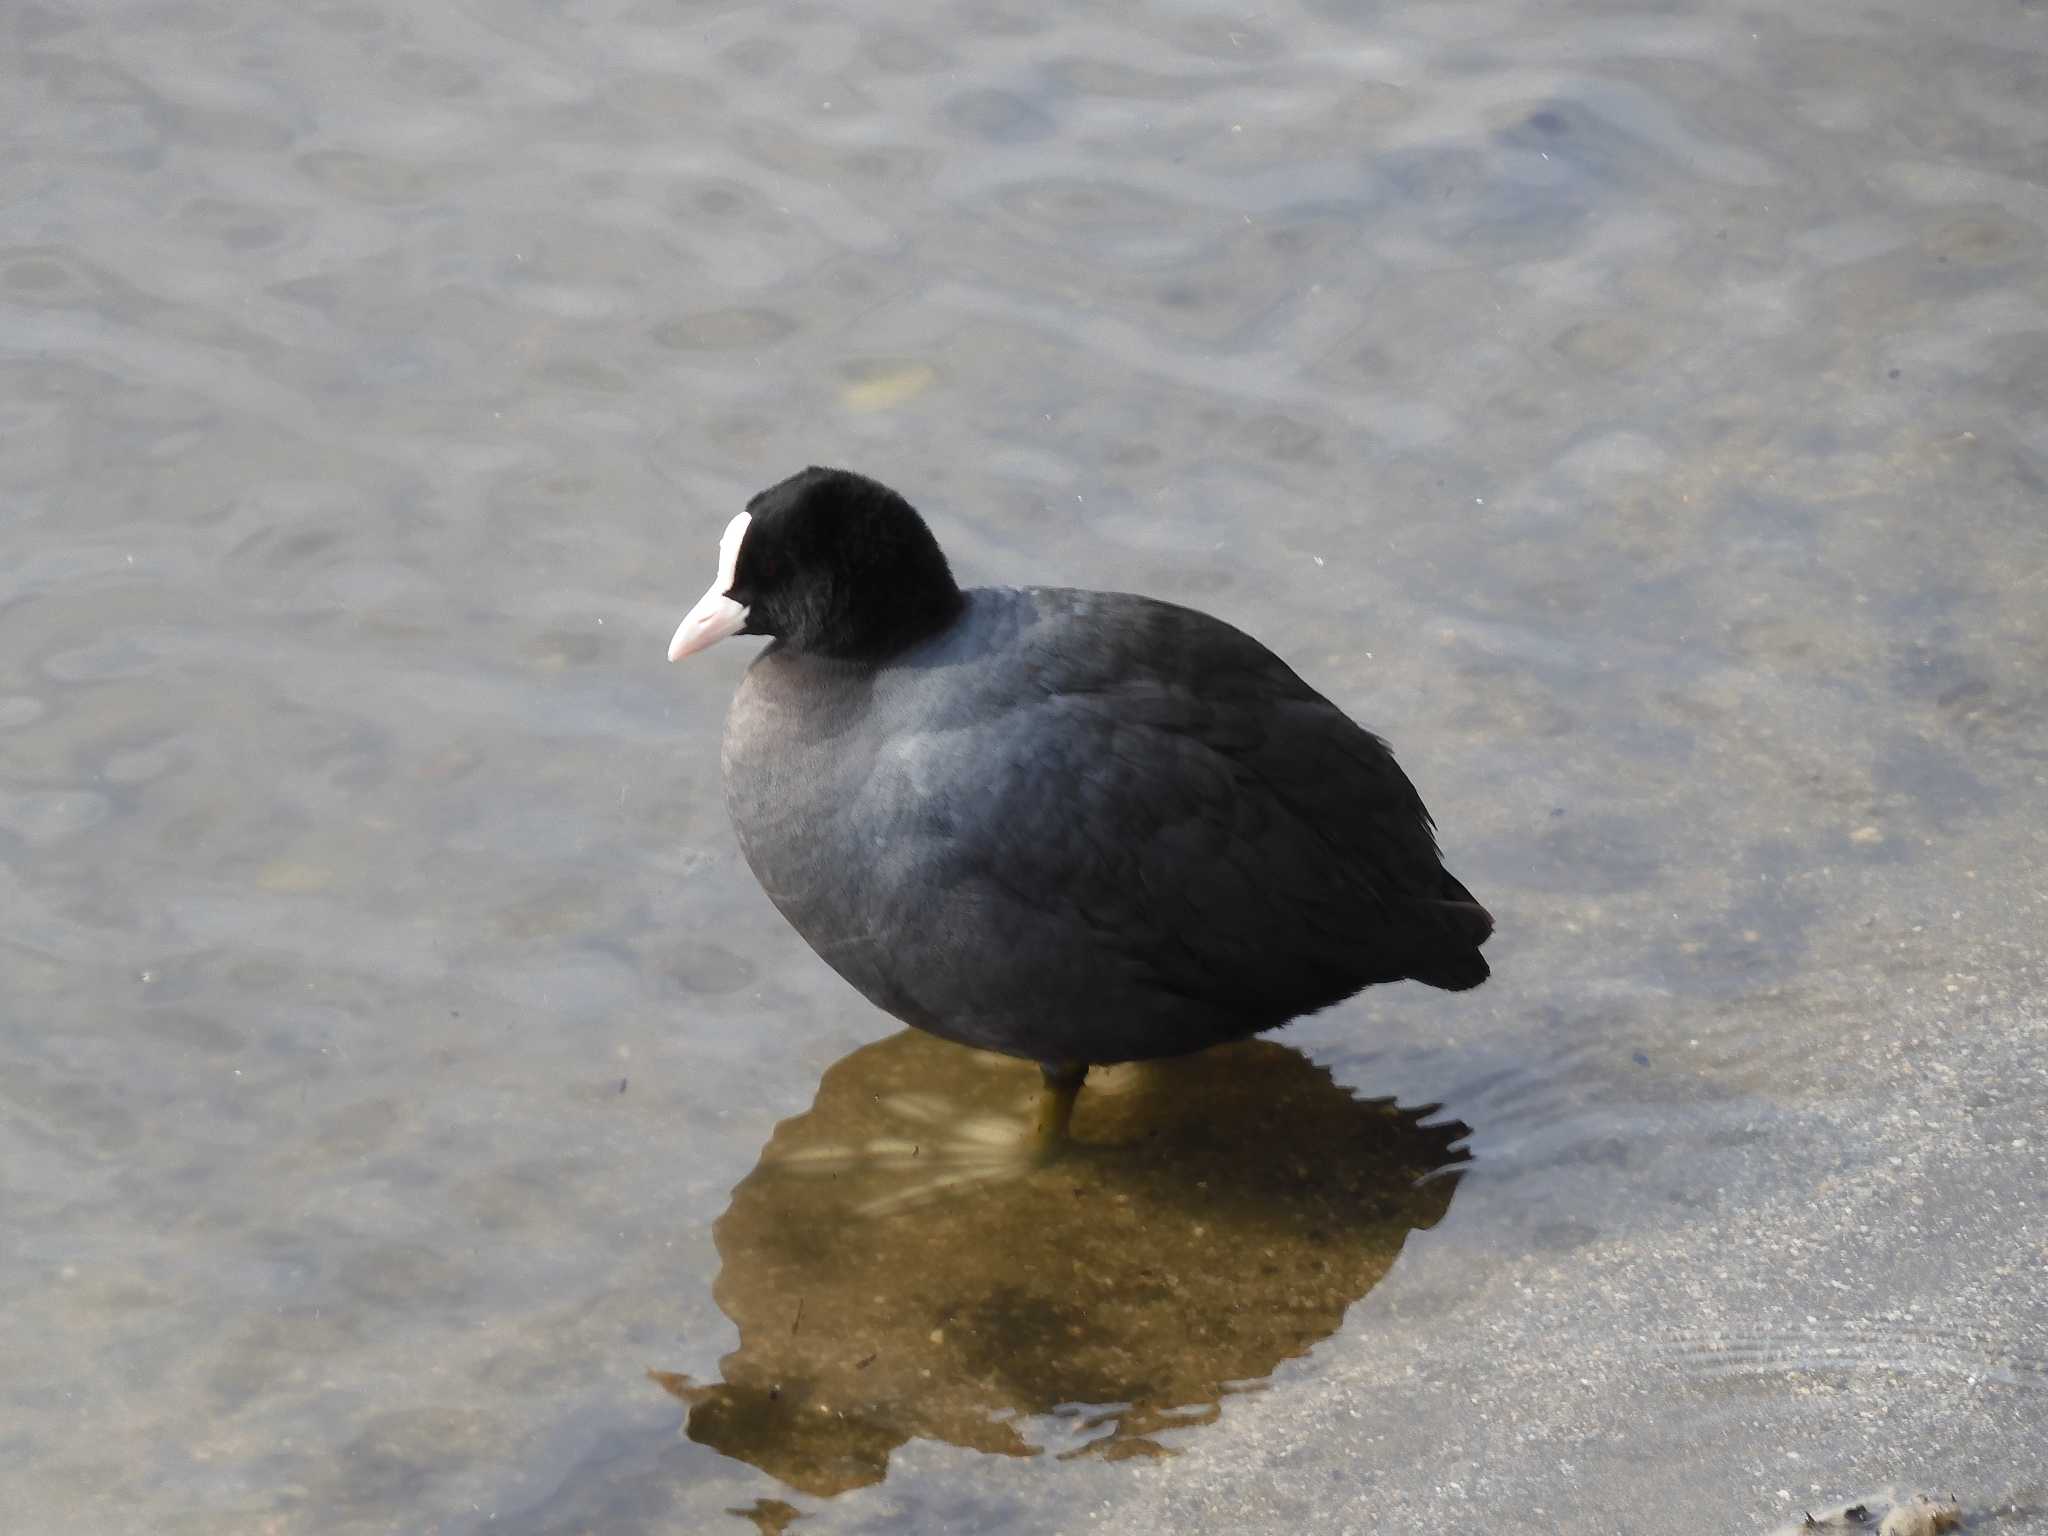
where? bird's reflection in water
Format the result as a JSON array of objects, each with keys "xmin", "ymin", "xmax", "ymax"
[{"xmin": 654, "ymin": 1029, "xmax": 1468, "ymax": 1501}]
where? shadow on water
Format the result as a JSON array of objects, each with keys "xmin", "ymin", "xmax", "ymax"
[{"xmin": 653, "ymin": 1029, "xmax": 1469, "ymax": 1506}]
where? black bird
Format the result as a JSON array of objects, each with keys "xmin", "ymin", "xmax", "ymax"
[{"xmin": 668, "ymin": 467, "xmax": 1492, "ymax": 1147}]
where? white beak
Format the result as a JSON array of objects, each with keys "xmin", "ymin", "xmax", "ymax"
[
  {"xmin": 667, "ymin": 591, "xmax": 748, "ymax": 661},
  {"xmin": 667, "ymin": 512, "xmax": 753, "ymax": 662}
]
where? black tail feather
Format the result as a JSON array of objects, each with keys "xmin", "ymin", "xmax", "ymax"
[
  {"xmin": 1406, "ymin": 873, "xmax": 1492, "ymax": 991},
  {"xmin": 1408, "ymin": 946, "xmax": 1490, "ymax": 991}
]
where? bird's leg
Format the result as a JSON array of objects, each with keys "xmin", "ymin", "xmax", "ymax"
[{"xmin": 1032, "ymin": 1061, "xmax": 1087, "ymax": 1157}]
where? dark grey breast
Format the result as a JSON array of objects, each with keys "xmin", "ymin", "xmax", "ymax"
[{"xmin": 722, "ymin": 586, "xmax": 1491, "ymax": 1066}]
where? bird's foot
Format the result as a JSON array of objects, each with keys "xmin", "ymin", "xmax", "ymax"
[{"xmin": 1031, "ymin": 1061, "xmax": 1087, "ymax": 1162}]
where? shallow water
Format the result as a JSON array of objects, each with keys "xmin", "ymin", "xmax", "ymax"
[
  {"xmin": 4, "ymin": 0, "xmax": 2047, "ymax": 1532},
  {"xmin": 660, "ymin": 1035, "xmax": 1466, "ymax": 1497}
]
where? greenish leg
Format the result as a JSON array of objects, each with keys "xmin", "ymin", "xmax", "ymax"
[{"xmin": 1032, "ymin": 1061, "xmax": 1087, "ymax": 1156}]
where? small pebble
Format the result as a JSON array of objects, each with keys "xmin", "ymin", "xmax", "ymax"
[
  {"xmin": 1786, "ymin": 1493, "xmax": 1963, "ymax": 1536},
  {"xmin": 1878, "ymin": 1496, "xmax": 1962, "ymax": 1536}
]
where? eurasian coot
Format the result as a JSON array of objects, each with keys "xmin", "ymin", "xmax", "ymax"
[{"xmin": 669, "ymin": 467, "xmax": 1491, "ymax": 1144}]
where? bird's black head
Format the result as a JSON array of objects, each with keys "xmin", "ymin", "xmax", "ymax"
[{"xmin": 667, "ymin": 467, "xmax": 964, "ymax": 663}]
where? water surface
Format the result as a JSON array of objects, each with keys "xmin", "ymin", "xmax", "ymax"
[{"xmin": 3, "ymin": 0, "xmax": 2046, "ymax": 1531}]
